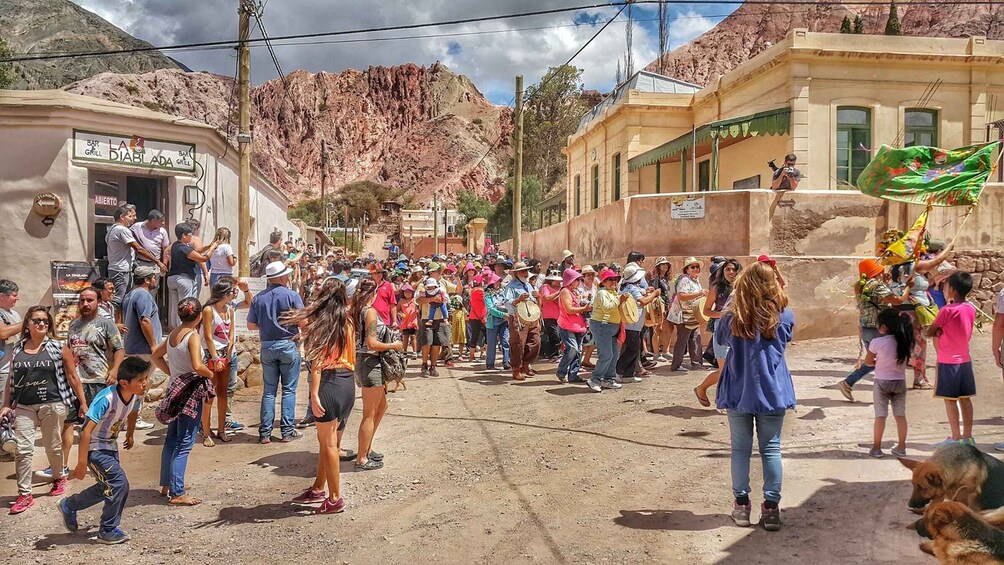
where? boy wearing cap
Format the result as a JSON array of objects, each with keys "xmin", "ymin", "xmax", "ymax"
[{"xmin": 838, "ymin": 259, "xmax": 913, "ymax": 401}]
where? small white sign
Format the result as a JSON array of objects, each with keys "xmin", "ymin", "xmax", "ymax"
[
  {"xmin": 234, "ymin": 277, "xmax": 268, "ymax": 336},
  {"xmin": 670, "ymin": 195, "xmax": 706, "ymax": 219},
  {"xmin": 72, "ymin": 129, "xmax": 196, "ymax": 173}
]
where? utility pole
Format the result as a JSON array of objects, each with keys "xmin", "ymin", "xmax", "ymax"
[
  {"xmin": 432, "ymin": 194, "xmax": 439, "ymax": 256},
  {"xmin": 512, "ymin": 75, "xmax": 524, "ymax": 259},
  {"xmin": 343, "ymin": 205, "xmax": 349, "ymax": 255},
  {"xmin": 320, "ymin": 139, "xmax": 328, "ymax": 231},
  {"xmin": 236, "ymin": 0, "xmax": 252, "ymax": 277},
  {"xmin": 361, "ymin": 213, "xmax": 367, "ymax": 256}
]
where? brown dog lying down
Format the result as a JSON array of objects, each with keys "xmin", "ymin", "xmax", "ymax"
[
  {"xmin": 900, "ymin": 444, "xmax": 1004, "ymax": 513},
  {"xmin": 913, "ymin": 502, "xmax": 1004, "ymax": 564}
]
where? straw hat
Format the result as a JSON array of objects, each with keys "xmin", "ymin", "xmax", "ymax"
[
  {"xmin": 654, "ymin": 256, "xmax": 670, "ymax": 267},
  {"xmin": 561, "ymin": 249, "xmax": 574, "ymax": 261},
  {"xmin": 510, "ymin": 261, "xmax": 530, "ymax": 273},
  {"xmin": 683, "ymin": 257, "xmax": 701, "ymax": 269}
]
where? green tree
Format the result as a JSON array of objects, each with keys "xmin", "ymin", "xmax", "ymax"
[
  {"xmin": 0, "ymin": 37, "xmax": 15, "ymax": 89},
  {"xmin": 522, "ymin": 66, "xmax": 588, "ymax": 192},
  {"xmin": 287, "ymin": 180, "xmax": 402, "ymax": 227},
  {"xmin": 853, "ymin": 15, "xmax": 865, "ymax": 34},
  {"xmin": 885, "ymin": 1, "xmax": 902, "ymax": 35},
  {"xmin": 840, "ymin": 16, "xmax": 852, "ymax": 34},
  {"xmin": 454, "ymin": 189, "xmax": 496, "ymax": 236},
  {"xmin": 489, "ymin": 175, "xmax": 543, "ymax": 241}
]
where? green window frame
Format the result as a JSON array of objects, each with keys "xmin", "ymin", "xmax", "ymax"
[
  {"xmin": 574, "ymin": 174, "xmax": 581, "ymax": 216},
  {"xmin": 698, "ymin": 160, "xmax": 710, "ymax": 192},
  {"xmin": 591, "ymin": 165, "xmax": 599, "ymax": 209},
  {"xmin": 905, "ymin": 109, "xmax": 938, "ymax": 148},
  {"xmin": 612, "ymin": 153, "xmax": 621, "ymax": 201},
  {"xmin": 836, "ymin": 106, "xmax": 872, "ymax": 186}
]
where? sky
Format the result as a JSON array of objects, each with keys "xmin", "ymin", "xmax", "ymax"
[{"xmin": 69, "ymin": 0, "xmax": 741, "ymax": 105}]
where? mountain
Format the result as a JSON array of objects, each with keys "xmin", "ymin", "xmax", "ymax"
[
  {"xmin": 0, "ymin": 0, "xmax": 181, "ymax": 89},
  {"xmin": 646, "ymin": 0, "xmax": 1004, "ymax": 86},
  {"xmin": 67, "ymin": 64, "xmax": 512, "ymax": 204}
]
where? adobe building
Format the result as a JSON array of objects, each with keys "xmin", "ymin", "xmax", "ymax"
[
  {"xmin": 512, "ymin": 30, "xmax": 1004, "ymax": 339},
  {"xmin": 0, "ymin": 90, "xmax": 296, "ymax": 309}
]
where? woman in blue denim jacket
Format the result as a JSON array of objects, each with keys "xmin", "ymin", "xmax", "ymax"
[{"xmin": 714, "ymin": 261, "xmax": 795, "ymax": 532}]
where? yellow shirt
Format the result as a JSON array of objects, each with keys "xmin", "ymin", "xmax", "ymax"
[{"xmin": 590, "ymin": 287, "xmax": 621, "ymax": 324}]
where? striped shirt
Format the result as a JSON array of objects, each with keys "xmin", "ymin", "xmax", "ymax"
[{"xmin": 85, "ymin": 385, "xmax": 141, "ymax": 451}]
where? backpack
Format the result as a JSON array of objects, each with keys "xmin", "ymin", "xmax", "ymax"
[
  {"xmin": 379, "ymin": 327, "xmax": 407, "ymax": 386},
  {"xmin": 249, "ymin": 247, "xmax": 270, "ymax": 278}
]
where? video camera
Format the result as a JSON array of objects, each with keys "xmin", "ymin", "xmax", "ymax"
[{"xmin": 768, "ymin": 159, "xmax": 796, "ymax": 175}]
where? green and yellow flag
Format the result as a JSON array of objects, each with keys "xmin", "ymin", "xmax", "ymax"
[{"xmin": 856, "ymin": 142, "xmax": 999, "ymax": 206}]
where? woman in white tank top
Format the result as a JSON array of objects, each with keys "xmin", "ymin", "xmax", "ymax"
[
  {"xmin": 150, "ymin": 297, "xmax": 213, "ymax": 507},
  {"xmin": 200, "ymin": 280, "xmax": 238, "ymax": 446}
]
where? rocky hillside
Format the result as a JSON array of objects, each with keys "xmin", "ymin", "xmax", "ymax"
[
  {"xmin": 67, "ymin": 64, "xmax": 512, "ymax": 204},
  {"xmin": 0, "ymin": 0, "xmax": 180, "ymax": 89},
  {"xmin": 647, "ymin": 0, "xmax": 1004, "ymax": 86}
]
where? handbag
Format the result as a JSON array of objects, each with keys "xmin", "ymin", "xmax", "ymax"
[
  {"xmin": 915, "ymin": 304, "xmax": 939, "ymax": 328},
  {"xmin": 379, "ymin": 326, "xmax": 407, "ymax": 386}
]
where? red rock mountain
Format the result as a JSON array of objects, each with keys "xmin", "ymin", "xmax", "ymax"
[
  {"xmin": 67, "ymin": 64, "xmax": 512, "ymax": 205},
  {"xmin": 647, "ymin": 0, "xmax": 1004, "ymax": 86}
]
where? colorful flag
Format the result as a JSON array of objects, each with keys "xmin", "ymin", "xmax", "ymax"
[{"xmin": 856, "ymin": 142, "xmax": 998, "ymax": 206}]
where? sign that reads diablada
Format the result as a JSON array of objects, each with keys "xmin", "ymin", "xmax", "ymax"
[{"xmin": 72, "ymin": 130, "xmax": 196, "ymax": 173}]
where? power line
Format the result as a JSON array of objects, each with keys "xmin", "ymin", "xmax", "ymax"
[
  {"xmin": 468, "ymin": 2, "xmax": 630, "ymax": 184},
  {"xmin": 2, "ymin": 0, "xmax": 997, "ymax": 64}
]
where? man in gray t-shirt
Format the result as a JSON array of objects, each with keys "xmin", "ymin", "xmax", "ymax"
[
  {"xmin": 0, "ymin": 279, "xmax": 21, "ymax": 408},
  {"xmin": 105, "ymin": 205, "xmax": 165, "ymax": 307}
]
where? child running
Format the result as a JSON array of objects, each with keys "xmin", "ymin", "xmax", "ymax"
[
  {"xmin": 927, "ymin": 271, "xmax": 978, "ymax": 448},
  {"xmin": 867, "ymin": 308, "xmax": 915, "ymax": 458},
  {"xmin": 59, "ymin": 356, "xmax": 150, "ymax": 544}
]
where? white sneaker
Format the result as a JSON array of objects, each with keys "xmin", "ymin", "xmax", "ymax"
[
  {"xmin": 134, "ymin": 419, "xmax": 155, "ymax": 430},
  {"xmin": 601, "ymin": 380, "xmax": 622, "ymax": 390},
  {"xmin": 586, "ymin": 380, "xmax": 602, "ymax": 393}
]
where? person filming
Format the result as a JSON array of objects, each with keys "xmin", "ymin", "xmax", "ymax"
[{"xmin": 769, "ymin": 154, "xmax": 801, "ymax": 191}]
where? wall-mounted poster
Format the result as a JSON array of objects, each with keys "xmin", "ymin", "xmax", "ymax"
[{"xmin": 670, "ymin": 195, "xmax": 706, "ymax": 220}]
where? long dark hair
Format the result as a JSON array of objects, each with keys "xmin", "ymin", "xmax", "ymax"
[
  {"xmin": 877, "ymin": 308, "xmax": 916, "ymax": 365},
  {"xmin": 714, "ymin": 259, "xmax": 742, "ymax": 298},
  {"xmin": 285, "ymin": 277, "xmax": 351, "ymax": 361},
  {"xmin": 21, "ymin": 305, "xmax": 55, "ymax": 341},
  {"xmin": 206, "ymin": 277, "xmax": 237, "ymax": 310},
  {"xmin": 349, "ymin": 278, "xmax": 378, "ymax": 338}
]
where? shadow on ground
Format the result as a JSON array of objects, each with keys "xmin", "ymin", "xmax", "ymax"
[{"xmin": 615, "ymin": 509, "xmax": 728, "ymax": 531}]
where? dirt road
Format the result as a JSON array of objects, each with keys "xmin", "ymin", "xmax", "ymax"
[{"xmin": 3, "ymin": 334, "xmax": 1002, "ymax": 564}]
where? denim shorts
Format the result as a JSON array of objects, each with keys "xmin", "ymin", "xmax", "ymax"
[
  {"xmin": 934, "ymin": 362, "xmax": 976, "ymax": 399},
  {"xmin": 354, "ymin": 353, "xmax": 384, "ymax": 388},
  {"xmin": 712, "ymin": 332, "xmax": 730, "ymax": 360}
]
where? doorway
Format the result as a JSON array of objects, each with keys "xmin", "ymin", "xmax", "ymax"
[{"xmin": 88, "ymin": 172, "xmax": 167, "ymax": 273}]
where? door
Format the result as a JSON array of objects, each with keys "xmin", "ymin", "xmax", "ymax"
[{"xmin": 88, "ymin": 172, "xmax": 166, "ymax": 274}]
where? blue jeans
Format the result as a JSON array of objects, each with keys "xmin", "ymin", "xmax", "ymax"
[
  {"xmin": 728, "ymin": 410, "xmax": 785, "ymax": 503},
  {"xmin": 485, "ymin": 323, "xmax": 510, "ymax": 368},
  {"xmin": 107, "ymin": 269, "xmax": 131, "ymax": 308},
  {"xmin": 225, "ymin": 348, "xmax": 239, "ymax": 420},
  {"xmin": 845, "ymin": 327, "xmax": 880, "ymax": 387},
  {"xmin": 260, "ymin": 339, "xmax": 301, "ymax": 438},
  {"xmin": 160, "ymin": 405, "xmax": 201, "ymax": 497},
  {"xmin": 65, "ymin": 449, "xmax": 128, "ymax": 534},
  {"xmin": 589, "ymin": 320, "xmax": 620, "ymax": 383},
  {"xmin": 209, "ymin": 272, "xmax": 233, "ymax": 288},
  {"xmin": 557, "ymin": 328, "xmax": 585, "ymax": 382}
]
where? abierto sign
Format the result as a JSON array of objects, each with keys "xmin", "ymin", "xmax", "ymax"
[{"xmin": 72, "ymin": 129, "xmax": 196, "ymax": 173}]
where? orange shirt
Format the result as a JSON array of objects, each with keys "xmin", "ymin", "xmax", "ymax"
[{"xmin": 319, "ymin": 326, "xmax": 356, "ymax": 371}]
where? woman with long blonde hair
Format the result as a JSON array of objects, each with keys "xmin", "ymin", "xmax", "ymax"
[
  {"xmin": 208, "ymin": 227, "xmax": 235, "ymax": 288},
  {"xmin": 714, "ymin": 261, "xmax": 795, "ymax": 533}
]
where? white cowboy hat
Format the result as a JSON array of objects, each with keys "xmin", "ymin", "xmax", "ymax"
[{"xmin": 264, "ymin": 261, "xmax": 293, "ymax": 279}]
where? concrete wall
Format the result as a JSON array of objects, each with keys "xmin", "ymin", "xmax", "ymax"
[{"xmin": 505, "ymin": 185, "xmax": 1003, "ymax": 340}]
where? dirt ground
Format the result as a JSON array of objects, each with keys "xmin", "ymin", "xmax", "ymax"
[{"xmin": 2, "ymin": 334, "xmax": 1002, "ymax": 564}]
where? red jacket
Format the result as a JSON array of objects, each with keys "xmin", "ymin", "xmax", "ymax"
[{"xmin": 468, "ymin": 288, "xmax": 487, "ymax": 322}]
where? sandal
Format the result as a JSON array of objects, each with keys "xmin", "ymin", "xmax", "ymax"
[
  {"xmin": 168, "ymin": 495, "xmax": 202, "ymax": 506},
  {"xmin": 694, "ymin": 387, "xmax": 711, "ymax": 408},
  {"xmin": 339, "ymin": 449, "xmax": 357, "ymax": 462},
  {"xmin": 913, "ymin": 382, "xmax": 933, "ymax": 390},
  {"xmin": 203, "ymin": 436, "xmax": 215, "ymax": 448},
  {"xmin": 368, "ymin": 451, "xmax": 384, "ymax": 461},
  {"xmin": 355, "ymin": 459, "xmax": 384, "ymax": 471},
  {"xmin": 214, "ymin": 431, "xmax": 232, "ymax": 443}
]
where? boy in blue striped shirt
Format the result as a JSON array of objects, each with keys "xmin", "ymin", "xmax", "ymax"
[{"xmin": 59, "ymin": 356, "xmax": 149, "ymax": 544}]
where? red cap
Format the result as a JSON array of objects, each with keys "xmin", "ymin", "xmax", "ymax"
[{"xmin": 757, "ymin": 254, "xmax": 776, "ymax": 268}]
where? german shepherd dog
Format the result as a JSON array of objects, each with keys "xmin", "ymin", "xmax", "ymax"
[
  {"xmin": 914, "ymin": 501, "xmax": 1004, "ymax": 564},
  {"xmin": 899, "ymin": 444, "xmax": 1004, "ymax": 513}
]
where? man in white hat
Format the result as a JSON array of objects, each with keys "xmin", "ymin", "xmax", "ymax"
[
  {"xmin": 247, "ymin": 261, "xmax": 305, "ymax": 444},
  {"xmin": 617, "ymin": 264, "xmax": 661, "ymax": 382},
  {"xmin": 502, "ymin": 262, "xmax": 540, "ymax": 381},
  {"xmin": 560, "ymin": 250, "xmax": 575, "ymax": 272}
]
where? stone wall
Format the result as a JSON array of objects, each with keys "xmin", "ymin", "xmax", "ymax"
[{"xmin": 945, "ymin": 250, "xmax": 1004, "ymax": 317}]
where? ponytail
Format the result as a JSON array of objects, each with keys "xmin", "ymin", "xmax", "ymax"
[{"xmin": 877, "ymin": 308, "xmax": 915, "ymax": 365}]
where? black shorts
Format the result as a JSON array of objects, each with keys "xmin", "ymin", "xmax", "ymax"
[
  {"xmin": 354, "ymin": 354, "xmax": 384, "ymax": 388},
  {"xmin": 935, "ymin": 362, "xmax": 977, "ymax": 399},
  {"xmin": 466, "ymin": 319, "xmax": 485, "ymax": 347},
  {"xmin": 316, "ymin": 369, "xmax": 355, "ymax": 424},
  {"xmin": 401, "ymin": 328, "xmax": 417, "ymax": 337},
  {"xmin": 421, "ymin": 320, "xmax": 449, "ymax": 347}
]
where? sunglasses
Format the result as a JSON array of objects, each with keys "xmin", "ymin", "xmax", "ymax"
[{"xmin": 30, "ymin": 318, "xmax": 50, "ymax": 326}]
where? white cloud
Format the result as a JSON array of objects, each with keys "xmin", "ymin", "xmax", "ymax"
[
  {"xmin": 668, "ymin": 10, "xmax": 717, "ymax": 47},
  {"xmin": 68, "ymin": 1, "xmax": 661, "ymax": 101}
]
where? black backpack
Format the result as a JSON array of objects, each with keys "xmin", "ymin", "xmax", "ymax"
[{"xmin": 249, "ymin": 247, "xmax": 270, "ymax": 278}]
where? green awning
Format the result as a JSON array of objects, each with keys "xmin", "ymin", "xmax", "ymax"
[{"xmin": 629, "ymin": 107, "xmax": 791, "ymax": 171}]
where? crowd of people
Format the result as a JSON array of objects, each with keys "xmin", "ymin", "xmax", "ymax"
[{"xmin": 0, "ymin": 204, "xmax": 1002, "ymax": 540}]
